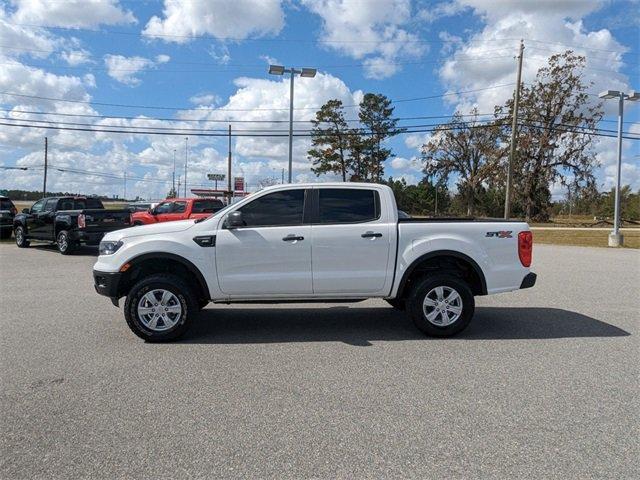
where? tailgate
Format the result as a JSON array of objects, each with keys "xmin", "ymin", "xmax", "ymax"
[{"xmin": 82, "ymin": 209, "xmax": 131, "ymax": 232}]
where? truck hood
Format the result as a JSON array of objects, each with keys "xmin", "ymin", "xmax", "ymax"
[{"xmin": 103, "ymin": 219, "xmax": 195, "ymax": 241}]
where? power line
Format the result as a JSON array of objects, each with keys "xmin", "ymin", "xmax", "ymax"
[
  {"xmin": 0, "ymin": 118, "xmax": 637, "ymax": 140},
  {"xmin": 0, "ymin": 83, "xmax": 516, "ymax": 112},
  {"xmin": 0, "ymin": 108, "xmax": 630, "ymax": 127}
]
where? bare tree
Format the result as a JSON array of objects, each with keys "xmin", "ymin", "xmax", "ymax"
[{"xmin": 421, "ymin": 110, "xmax": 502, "ymax": 216}]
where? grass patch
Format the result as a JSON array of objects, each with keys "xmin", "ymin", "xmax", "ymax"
[{"xmin": 532, "ymin": 228, "xmax": 640, "ymax": 249}]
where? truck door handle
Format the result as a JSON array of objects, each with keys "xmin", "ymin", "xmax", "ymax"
[
  {"xmin": 361, "ymin": 232, "xmax": 382, "ymax": 238},
  {"xmin": 282, "ymin": 235, "xmax": 304, "ymax": 242}
]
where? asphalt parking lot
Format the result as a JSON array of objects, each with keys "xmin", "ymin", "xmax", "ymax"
[{"xmin": 1, "ymin": 243, "xmax": 638, "ymax": 479}]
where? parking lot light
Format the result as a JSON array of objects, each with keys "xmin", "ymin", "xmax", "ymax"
[{"xmin": 598, "ymin": 88, "xmax": 639, "ymax": 247}]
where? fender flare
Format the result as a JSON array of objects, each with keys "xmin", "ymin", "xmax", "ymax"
[
  {"xmin": 396, "ymin": 249, "xmax": 487, "ymax": 297},
  {"xmin": 125, "ymin": 252, "xmax": 210, "ymax": 300}
]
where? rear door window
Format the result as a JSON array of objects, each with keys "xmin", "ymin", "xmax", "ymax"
[
  {"xmin": 317, "ymin": 189, "xmax": 379, "ymax": 224},
  {"xmin": 192, "ymin": 199, "xmax": 223, "ymax": 213},
  {"xmin": 58, "ymin": 199, "xmax": 74, "ymax": 210}
]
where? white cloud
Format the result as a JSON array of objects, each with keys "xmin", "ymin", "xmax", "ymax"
[
  {"xmin": 60, "ymin": 49, "xmax": 91, "ymax": 66},
  {"xmin": 143, "ymin": 0, "xmax": 284, "ymax": 43},
  {"xmin": 438, "ymin": 1, "xmax": 632, "ymax": 114},
  {"xmin": 11, "ymin": 0, "xmax": 136, "ymax": 28},
  {"xmin": 302, "ymin": 0, "xmax": 425, "ymax": 79},
  {"xmin": 103, "ymin": 54, "xmax": 169, "ymax": 86},
  {"xmin": 189, "ymin": 93, "xmax": 220, "ymax": 105},
  {"xmin": 418, "ymin": 1, "xmax": 468, "ymax": 23}
]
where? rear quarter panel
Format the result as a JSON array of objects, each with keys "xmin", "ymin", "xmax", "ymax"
[{"xmin": 393, "ymin": 221, "xmax": 531, "ymax": 296}]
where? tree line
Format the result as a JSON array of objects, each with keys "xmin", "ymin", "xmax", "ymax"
[{"xmin": 307, "ymin": 51, "xmax": 638, "ymax": 221}]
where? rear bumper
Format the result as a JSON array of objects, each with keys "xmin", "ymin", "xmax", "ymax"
[
  {"xmin": 71, "ymin": 230, "xmax": 106, "ymax": 245},
  {"xmin": 93, "ymin": 269, "xmax": 122, "ymax": 301},
  {"xmin": 520, "ymin": 272, "xmax": 537, "ymax": 289}
]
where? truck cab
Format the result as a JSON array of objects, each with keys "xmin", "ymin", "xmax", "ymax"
[{"xmin": 131, "ymin": 198, "xmax": 224, "ymax": 226}]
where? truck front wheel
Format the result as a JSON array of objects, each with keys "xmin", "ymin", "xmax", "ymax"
[
  {"xmin": 407, "ymin": 274, "xmax": 474, "ymax": 337},
  {"xmin": 15, "ymin": 226, "xmax": 29, "ymax": 248},
  {"xmin": 124, "ymin": 274, "xmax": 197, "ymax": 342}
]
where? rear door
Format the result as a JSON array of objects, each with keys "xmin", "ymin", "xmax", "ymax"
[
  {"xmin": 215, "ymin": 189, "xmax": 312, "ymax": 296},
  {"xmin": 311, "ymin": 187, "xmax": 392, "ymax": 295},
  {"xmin": 39, "ymin": 198, "xmax": 60, "ymax": 239}
]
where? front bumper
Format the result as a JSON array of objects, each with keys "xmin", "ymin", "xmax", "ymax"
[
  {"xmin": 93, "ymin": 269, "xmax": 122, "ymax": 303},
  {"xmin": 520, "ymin": 272, "xmax": 537, "ymax": 289}
]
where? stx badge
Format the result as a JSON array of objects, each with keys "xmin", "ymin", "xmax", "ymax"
[{"xmin": 486, "ymin": 231, "xmax": 513, "ymax": 238}]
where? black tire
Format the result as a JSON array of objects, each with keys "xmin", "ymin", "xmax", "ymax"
[
  {"xmin": 407, "ymin": 274, "xmax": 475, "ymax": 337},
  {"xmin": 56, "ymin": 230, "xmax": 75, "ymax": 255},
  {"xmin": 124, "ymin": 274, "xmax": 197, "ymax": 342},
  {"xmin": 385, "ymin": 298, "xmax": 406, "ymax": 310},
  {"xmin": 15, "ymin": 226, "xmax": 29, "ymax": 248},
  {"xmin": 133, "ymin": 221, "xmax": 143, "ymax": 226}
]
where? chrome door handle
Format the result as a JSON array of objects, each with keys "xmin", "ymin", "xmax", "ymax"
[
  {"xmin": 361, "ymin": 231, "xmax": 382, "ymax": 238},
  {"xmin": 282, "ymin": 235, "xmax": 304, "ymax": 242}
]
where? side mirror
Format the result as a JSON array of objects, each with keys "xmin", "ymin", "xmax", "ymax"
[
  {"xmin": 149, "ymin": 207, "xmax": 156, "ymax": 215},
  {"xmin": 226, "ymin": 211, "xmax": 244, "ymax": 228},
  {"xmin": 22, "ymin": 208, "xmax": 29, "ymax": 214}
]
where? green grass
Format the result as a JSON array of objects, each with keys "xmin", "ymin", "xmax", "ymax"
[{"xmin": 531, "ymin": 228, "xmax": 640, "ymax": 249}]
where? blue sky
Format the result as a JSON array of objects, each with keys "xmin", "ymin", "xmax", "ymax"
[{"xmin": 0, "ymin": 0, "xmax": 638, "ymax": 200}]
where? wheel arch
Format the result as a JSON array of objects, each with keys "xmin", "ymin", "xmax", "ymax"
[
  {"xmin": 119, "ymin": 252, "xmax": 210, "ymax": 302},
  {"xmin": 396, "ymin": 250, "xmax": 487, "ymax": 299}
]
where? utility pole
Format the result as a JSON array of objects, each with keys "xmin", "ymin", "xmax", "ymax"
[
  {"xmin": 504, "ymin": 39, "xmax": 524, "ymax": 220},
  {"xmin": 42, "ymin": 136, "xmax": 48, "ymax": 198},
  {"xmin": 172, "ymin": 149, "xmax": 176, "ymax": 195},
  {"xmin": 227, "ymin": 124, "xmax": 232, "ymax": 205},
  {"xmin": 184, "ymin": 137, "xmax": 188, "ymax": 197}
]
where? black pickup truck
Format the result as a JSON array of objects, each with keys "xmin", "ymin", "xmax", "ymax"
[{"xmin": 13, "ymin": 196, "xmax": 132, "ymax": 254}]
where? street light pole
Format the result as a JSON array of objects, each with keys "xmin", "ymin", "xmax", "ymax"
[
  {"xmin": 598, "ymin": 89, "xmax": 639, "ymax": 247},
  {"xmin": 288, "ymin": 70, "xmax": 295, "ymax": 184},
  {"xmin": 268, "ymin": 64, "xmax": 317, "ymax": 183}
]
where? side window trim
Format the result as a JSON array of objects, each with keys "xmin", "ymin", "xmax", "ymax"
[{"xmin": 312, "ymin": 188, "xmax": 381, "ymax": 225}]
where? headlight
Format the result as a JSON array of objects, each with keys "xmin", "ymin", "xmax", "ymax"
[{"xmin": 99, "ymin": 240, "xmax": 123, "ymax": 255}]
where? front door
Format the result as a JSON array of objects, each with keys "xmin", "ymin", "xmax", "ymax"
[
  {"xmin": 26, "ymin": 199, "xmax": 46, "ymax": 237},
  {"xmin": 157, "ymin": 200, "xmax": 187, "ymax": 222},
  {"xmin": 311, "ymin": 188, "xmax": 392, "ymax": 295},
  {"xmin": 215, "ymin": 189, "xmax": 312, "ymax": 296}
]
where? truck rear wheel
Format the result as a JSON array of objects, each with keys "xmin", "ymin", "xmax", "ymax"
[
  {"xmin": 124, "ymin": 274, "xmax": 197, "ymax": 342},
  {"xmin": 15, "ymin": 226, "xmax": 29, "ymax": 248},
  {"xmin": 56, "ymin": 230, "xmax": 75, "ymax": 255},
  {"xmin": 407, "ymin": 274, "xmax": 474, "ymax": 337}
]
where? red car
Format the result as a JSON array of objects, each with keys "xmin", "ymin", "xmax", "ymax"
[{"xmin": 131, "ymin": 198, "xmax": 224, "ymax": 226}]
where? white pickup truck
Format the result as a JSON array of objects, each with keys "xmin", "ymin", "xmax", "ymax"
[{"xmin": 93, "ymin": 183, "xmax": 536, "ymax": 341}]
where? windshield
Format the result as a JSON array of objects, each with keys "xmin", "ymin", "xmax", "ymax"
[{"xmin": 0, "ymin": 199, "xmax": 14, "ymax": 209}]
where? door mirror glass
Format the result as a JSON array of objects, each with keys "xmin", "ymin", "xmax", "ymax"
[{"xmin": 226, "ymin": 211, "xmax": 244, "ymax": 228}]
